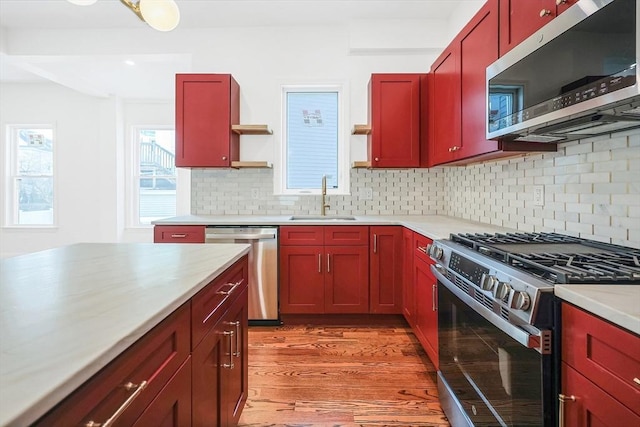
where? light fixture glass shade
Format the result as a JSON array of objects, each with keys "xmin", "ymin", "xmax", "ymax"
[
  {"xmin": 139, "ymin": 0, "xmax": 180, "ymax": 32},
  {"xmin": 67, "ymin": 0, "xmax": 98, "ymax": 5}
]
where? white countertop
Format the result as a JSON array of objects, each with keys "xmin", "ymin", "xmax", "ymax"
[
  {"xmin": 152, "ymin": 214, "xmax": 516, "ymax": 241},
  {"xmin": 0, "ymin": 243, "xmax": 250, "ymax": 427},
  {"xmin": 555, "ymin": 285, "xmax": 640, "ymax": 335}
]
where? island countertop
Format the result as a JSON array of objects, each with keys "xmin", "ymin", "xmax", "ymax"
[{"xmin": 0, "ymin": 242, "xmax": 250, "ymax": 427}]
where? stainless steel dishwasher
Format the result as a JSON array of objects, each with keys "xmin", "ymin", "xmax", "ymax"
[{"xmin": 205, "ymin": 226, "xmax": 279, "ymax": 325}]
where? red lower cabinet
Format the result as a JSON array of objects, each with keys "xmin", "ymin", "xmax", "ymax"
[
  {"xmin": 370, "ymin": 226, "xmax": 404, "ymax": 314},
  {"xmin": 279, "ymin": 226, "xmax": 370, "ymax": 314},
  {"xmin": 413, "ymin": 233, "xmax": 438, "ymax": 368},
  {"xmin": 402, "ymin": 228, "xmax": 416, "ymax": 326},
  {"xmin": 133, "ymin": 358, "xmax": 192, "ymax": 427},
  {"xmin": 560, "ymin": 303, "xmax": 640, "ymax": 426}
]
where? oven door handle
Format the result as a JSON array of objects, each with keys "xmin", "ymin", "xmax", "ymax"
[{"xmin": 431, "ymin": 264, "xmax": 552, "ymax": 355}]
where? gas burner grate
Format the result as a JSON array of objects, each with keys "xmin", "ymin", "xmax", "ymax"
[{"xmin": 450, "ymin": 232, "xmax": 640, "ymax": 284}]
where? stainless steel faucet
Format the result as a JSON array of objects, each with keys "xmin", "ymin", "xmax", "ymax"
[{"xmin": 321, "ymin": 175, "xmax": 330, "ymax": 216}]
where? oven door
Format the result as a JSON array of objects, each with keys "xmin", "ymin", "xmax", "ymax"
[{"xmin": 433, "ymin": 269, "xmax": 555, "ymax": 427}]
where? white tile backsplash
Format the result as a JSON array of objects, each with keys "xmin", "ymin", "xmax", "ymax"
[{"xmin": 191, "ymin": 130, "xmax": 639, "ymax": 248}]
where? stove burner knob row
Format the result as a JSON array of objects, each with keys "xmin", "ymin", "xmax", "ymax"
[
  {"xmin": 511, "ymin": 291, "xmax": 531, "ymax": 311},
  {"xmin": 480, "ymin": 273, "xmax": 498, "ymax": 291},
  {"xmin": 493, "ymin": 282, "xmax": 511, "ymax": 301}
]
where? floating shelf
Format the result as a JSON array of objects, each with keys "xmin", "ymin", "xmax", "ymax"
[
  {"xmin": 231, "ymin": 161, "xmax": 273, "ymax": 169},
  {"xmin": 352, "ymin": 161, "xmax": 371, "ymax": 168},
  {"xmin": 232, "ymin": 124, "xmax": 273, "ymax": 135},
  {"xmin": 351, "ymin": 124, "xmax": 371, "ymax": 135}
]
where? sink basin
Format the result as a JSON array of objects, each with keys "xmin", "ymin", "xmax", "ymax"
[{"xmin": 289, "ymin": 215, "xmax": 356, "ymax": 221}]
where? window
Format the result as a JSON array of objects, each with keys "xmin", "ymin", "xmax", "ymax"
[
  {"xmin": 130, "ymin": 128, "xmax": 177, "ymax": 226},
  {"xmin": 5, "ymin": 126, "xmax": 55, "ymax": 226},
  {"xmin": 278, "ymin": 85, "xmax": 348, "ymax": 195}
]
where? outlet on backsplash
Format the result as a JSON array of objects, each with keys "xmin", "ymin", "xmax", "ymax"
[
  {"xmin": 361, "ymin": 188, "xmax": 373, "ymax": 200},
  {"xmin": 532, "ymin": 185, "xmax": 544, "ymax": 206}
]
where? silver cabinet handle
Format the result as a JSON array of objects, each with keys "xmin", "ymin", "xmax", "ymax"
[
  {"xmin": 374, "ymin": 234, "xmax": 378, "ymax": 254},
  {"xmin": 216, "ymin": 279, "xmax": 244, "ymax": 296},
  {"xmin": 634, "ymin": 377, "xmax": 640, "ymax": 386},
  {"xmin": 222, "ymin": 330, "xmax": 235, "ymax": 369},
  {"xmin": 432, "ymin": 284, "xmax": 437, "ymax": 311},
  {"xmin": 540, "ymin": 9, "xmax": 552, "ymax": 17},
  {"xmin": 318, "ymin": 254, "xmax": 322, "ymax": 273},
  {"xmin": 170, "ymin": 234, "xmax": 187, "ymax": 238},
  {"xmin": 558, "ymin": 394, "xmax": 576, "ymax": 427},
  {"xmin": 556, "ymin": 0, "xmax": 567, "ymax": 4},
  {"xmin": 327, "ymin": 253, "xmax": 330, "ymax": 273},
  {"xmin": 84, "ymin": 381, "xmax": 148, "ymax": 427},
  {"xmin": 231, "ymin": 321, "xmax": 240, "ymax": 357}
]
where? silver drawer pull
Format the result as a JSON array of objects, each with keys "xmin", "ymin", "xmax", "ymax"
[
  {"xmin": 85, "ymin": 381, "xmax": 148, "ymax": 427},
  {"xmin": 216, "ymin": 279, "xmax": 244, "ymax": 296},
  {"xmin": 231, "ymin": 321, "xmax": 241, "ymax": 357},
  {"xmin": 634, "ymin": 377, "xmax": 640, "ymax": 386},
  {"xmin": 170, "ymin": 234, "xmax": 187, "ymax": 238},
  {"xmin": 222, "ymin": 330, "xmax": 235, "ymax": 369}
]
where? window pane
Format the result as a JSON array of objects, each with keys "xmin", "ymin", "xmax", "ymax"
[
  {"xmin": 137, "ymin": 129, "xmax": 176, "ymax": 225},
  {"xmin": 286, "ymin": 92, "xmax": 338, "ymax": 189},
  {"xmin": 18, "ymin": 177, "xmax": 54, "ymax": 225},
  {"xmin": 17, "ymin": 129, "xmax": 53, "ymax": 176}
]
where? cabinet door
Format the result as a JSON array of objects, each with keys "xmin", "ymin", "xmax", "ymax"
[
  {"xmin": 192, "ymin": 317, "xmax": 224, "ymax": 427},
  {"xmin": 561, "ymin": 363, "xmax": 640, "ymax": 427},
  {"xmin": 370, "ymin": 226, "xmax": 403, "ymax": 314},
  {"xmin": 324, "ymin": 245, "xmax": 370, "ymax": 314},
  {"xmin": 499, "ymin": 0, "xmax": 555, "ymax": 56},
  {"xmin": 175, "ymin": 74, "xmax": 239, "ymax": 167},
  {"xmin": 154, "ymin": 225, "xmax": 205, "ymax": 243},
  {"xmin": 279, "ymin": 245, "xmax": 325, "ymax": 313},
  {"xmin": 402, "ymin": 228, "xmax": 415, "ymax": 325},
  {"xmin": 369, "ymin": 74, "xmax": 421, "ymax": 168},
  {"xmin": 133, "ymin": 358, "xmax": 192, "ymax": 427},
  {"xmin": 222, "ymin": 288, "xmax": 249, "ymax": 427},
  {"xmin": 459, "ymin": 0, "xmax": 499, "ymax": 160},
  {"xmin": 428, "ymin": 45, "xmax": 460, "ymax": 166},
  {"xmin": 414, "ymin": 256, "xmax": 438, "ymax": 368}
]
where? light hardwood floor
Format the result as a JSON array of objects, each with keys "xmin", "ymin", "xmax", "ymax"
[{"xmin": 237, "ymin": 323, "xmax": 450, "ymax": 426}]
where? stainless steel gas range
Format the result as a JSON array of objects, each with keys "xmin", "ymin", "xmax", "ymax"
[{"xmin": 427, "ymin": 232, "xmax": 640, "ymax": 427}]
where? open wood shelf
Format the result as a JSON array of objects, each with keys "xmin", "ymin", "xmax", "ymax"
[
  {"xmin": 352, "ymin": 161, "xmax": 371, "ymax": 168},
  {"xmin": 232, "ymin": 124, "xmax": 273, "ymax": 135},
  {"xmin": 351, "ymin": 124, "xmax": 371, "ymax": 135},
  {"xmin": 231, "ymin": 161, "xmax": 272, "ymax": 169}
]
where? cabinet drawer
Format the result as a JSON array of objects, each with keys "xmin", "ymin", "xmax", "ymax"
[
  {"xmin": 154, "ymin": 225, "xmax": 205, "ymax": 243},
  {"xmin": 562, "ymin": 303, "xmax": 640, "ymax": 414},
  {"xmin": 414, "ymin": 233, "xmax": 434, "ymax": 265},
  {"xmin": 562, "ymin": 362, "xmax": 640, "ymax": 426},
  {"xmin": 34, "ymin": 303, "xmax": 191, "ymax": 427},
  {"xmin": 324, "ymin": 226, "xmax": 369, "ymax": 245},
  {"xmin": 192, "ymin": 255, "xmax": 248, "ymax": 349},
  {"xmin": 280, "ymin": 226, "xmax": 324, "ymax": 245}
]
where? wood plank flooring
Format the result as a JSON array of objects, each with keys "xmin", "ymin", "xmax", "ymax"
[{"xmin": 238, "ymin": 323, "xmax": 450, "ymax": 426}]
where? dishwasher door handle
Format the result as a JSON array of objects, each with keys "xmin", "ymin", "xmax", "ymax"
[{"xmin": 206, "ymin": 233, "xmax": 276, "ymax": 241}]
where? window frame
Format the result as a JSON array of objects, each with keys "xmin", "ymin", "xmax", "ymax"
[
  {"xmin": 4, "ymin": 124, "xmax": 57, "ymax": 228},
  {"xmin": 275, "ymin": 83, "xmax": 350, "ymax": 196},
  {"xmin": 126, "ymin": 125, "xmax": 184, "ymax": 228}
]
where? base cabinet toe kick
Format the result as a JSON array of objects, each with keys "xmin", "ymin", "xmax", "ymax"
[{"xmin": 33, "ymin": 256, "xmax": 249, "ymax": 427}]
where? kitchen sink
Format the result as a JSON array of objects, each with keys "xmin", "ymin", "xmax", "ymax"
[{"xmin": 289, "ymin": 215, "xmax": 356, "ymax": 221}]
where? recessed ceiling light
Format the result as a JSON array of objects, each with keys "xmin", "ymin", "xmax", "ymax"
[{"xmin": 124, "ymin": 60, "xmax": 136, "ymax": 66}]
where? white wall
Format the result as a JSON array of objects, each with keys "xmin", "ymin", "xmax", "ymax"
[{"xmin": 0, "ymin": 20, "xmax": 451, "ymax": 257}]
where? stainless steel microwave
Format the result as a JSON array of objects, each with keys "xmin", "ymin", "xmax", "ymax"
[{"xmin": 486, "ymin": 0, "xmax": 640, "ymax": 143}]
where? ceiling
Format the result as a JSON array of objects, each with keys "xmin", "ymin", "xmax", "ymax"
[{"xmin": 0, "ymin": 0, "xmax": 480, "ymax": 99}]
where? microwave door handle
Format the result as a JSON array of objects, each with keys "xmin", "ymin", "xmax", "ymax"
[{"xmin": 431, "ymin": 265, "xmax": 551, "ymax": 355}]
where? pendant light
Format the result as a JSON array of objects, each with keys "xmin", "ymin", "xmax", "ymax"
[{"xmin": 67, "ymin": 0, "xmax": 180, "ymax": 32}]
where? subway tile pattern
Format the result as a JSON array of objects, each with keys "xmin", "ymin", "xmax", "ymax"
[
  {"xmin": 191, "ymin": 130, "xmax": 639, "ymax": 248},
  {"xmin": 191, "ymin": 168, "xmax": 446, "ymax": 216},
  {"xmin": 441, "ymin": 130, "xmax": 640, "ymax": 248}
]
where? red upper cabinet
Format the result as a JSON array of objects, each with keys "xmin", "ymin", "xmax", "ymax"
[
  {"xmin": 428, "ymin": 45, "xmax": 460, "ymax": 167},
  {"xmin": 175, "ymin": 74, "xmax": 240, "ymax": 168},
  {"xmin": 368, "ymin": 74, "xmax": 424, "ymax": 168},
  {"xmin": 499, "ymin": 0, "xmax": 579, "ymax": 56}
]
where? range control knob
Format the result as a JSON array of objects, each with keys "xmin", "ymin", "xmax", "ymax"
[
  {"xmin": 511, "ymin": 291, "xmax": 531, "ymax": 311},
  {"xmin": 480, "ymin": 273, "xmax": 498, "ymax": 291},
  {"xmin": 427, "ymin": 244, "xmax": 444, "ymax": 260},
  {"xmin": 493, "ymin": 282, "xmax": 511, "ymax": 301}
]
